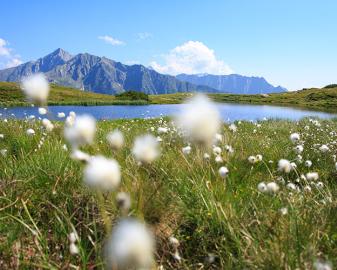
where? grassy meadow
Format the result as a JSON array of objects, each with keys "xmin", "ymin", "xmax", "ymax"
[
  {"xmin": 152, "ymin": 88, "xmax": 337, "ymax": 112},
  {"xmin": 1, "ymin": 81, "xmax": 337, "ymax": 112},
  {"xmin": 0, "ymin": 82, "xmax": 148, "ymax": 106},
  {"xmin": 0, "ymin": 115, "xmax": 336, "ymax": 269}
]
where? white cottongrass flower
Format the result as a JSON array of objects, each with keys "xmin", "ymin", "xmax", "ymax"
[
  {"xmin": 294, "ymin": 145, "xmax": 304, "ymax": 154},
  {"xmin": 218, "ymin": 166, "xmax": 229, "ymax": 178},
  {"xmin": 175, "ymin": 94, "xmax": 220, "ymax": 146},
  {"xmin": 278, "ymin": 159, "xmax": 292, "ymax": 173},
  {"xmin": 83, "ymin": 156, "xmax": 121, "ymax": 191},
  {"xmin": 228, "ymin": 123, "xmax": 237, "ymax": 132},
  {"xmin": 69, "ymin": 232, "xmax": 79, "ymax": 243},
  {"xmin": 26, "ymin": 128, "xmax": 35, "ymax": 136},
  {"xmin": 214, "ymin": 133, "xmax": 223, "ymax": 144},
  {"xmin": 316, "ymin": 182, "xmax": 324, "ymax": 189},
  {"xmin": 38, "ymin": 107, "xmax": 47, "ymax": 115},
  {"xmin": 290, "ymin": 133, "xmax": 300, "ymax": 143},
  {"xmin": 42, "ymin": 118, "xmax": 54, "ymax": 132},
  {"xmin": 335, "ymin": 162, "xmax": 337, "ymax": 170},
  {"xmin": 105, "ymin": 218, "xmax": 154, "ymax": 270},
  {"xmin": 157, "ymin": 127, "xmax": 168, "ymax": 134},
  {"xmin": 169, "ymin": 236, "xmax": 180, "ymax": 248},
  {"xmin": 319, "ymin": 144, "xmax": 329, "ymax": 153},
  {"xmin": 64, "ymin": 114, "xmax": 96, "ymax": 148},
  {"xmin": 106, "ymin": 129, "xmax": 124, "ymax": 150},
  {"xmin": 215, "ymin": 155, "xmax": 223, "ymax": 164},
  {"xmin": 290, "ymin": 162, "xmax": 297, "ymax": 169},
  {"xmin": 57, "ymin": 112, "xmax": 65, "ymax": 118},
  {"xmin": 70, "ymin": 149, "xmax": 90, "ymax": 162},
  {"xmin": 65, "ymin": 112, "xmax": 76, "ymax": 126},
  {"xmin": 182, "ymin": 145, "xmax": 191, "ymax": 155},
  {"xmin": 213, "ymin": 146, "xmax": 222, "ymax": 155},
  {"xmin": 248, "ymin": 156, "xmax": 257, "ymax": 164},
  {"xmin": 257, "ymin": 182, "xmax": 267, "ymax": 193},
  {"xmin": 304, "ymin": 185, "xmax": 312, "ymax": 192},
  {"xmin": 256, "ymin": 154, "xmax": 263, "ymax": 162},
  {"xmin": 21, "ymin": 73, "xmax": 50, "ymax": 104},
  {"xmin": 286, "ymin": 182, "xmax": 297, "ymax": 191},
  {"xmin": 300, "ymin": 174, "xmax": 307, "ymax": 181},
  {"xmin": 266, "ymin": 182, "xmax": 280, "ymax": 194},
  {"xmin": 203, "ymin": 153, "xmax": 210, "ymax": 160},
  {"xmin": 69, "ymin": 243, "xmax": 79, "ymax": 255},
  {"xmin": 279, "ymin": 207, "xmax": 288, "ymax": 215},
  {"xmin": 0, "ymin": 134, "xmax": 4, "ymax": 139},
  {"xmin": 314, "ymin": 260, "xmax": 332, "ymax": 270},
  {"xmin": 306, "ymin": 172, "xmax": 319, "ymax": 181},
  {"xmin": 0, "ymin": 149, "xmax": 7, "ymax": 157},
  {"xmin": 305, "ymin": 160, "xmax": 312, "ymax": 167},
  {"xmin": 225, "ymin": 145, "xmax": 234, "ymax": 153},
  {"xmin": 132, "ymin": 134, "xmax": 160, "ymax": 164}
]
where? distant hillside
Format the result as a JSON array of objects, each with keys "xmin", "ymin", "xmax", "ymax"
[
  {"xmin": 0, "ymin": 49, "xmax": 217, "ymax": 95},
  {"xmin": 0, "ymin": 82, "xmax": 147, "ymax": 106},
  {"xmin": 1, "ymin": 81, "xmax": 336, "ymax": 112},
  {"xmin": 176, "ymin": 73, "xmax": 286, "ymax": 94},
  {"xmin": 152, "ymin": 87, "xmax": 337, "ymax": 112}
]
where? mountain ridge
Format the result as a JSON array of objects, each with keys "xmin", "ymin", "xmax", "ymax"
[
  {"xmin": 0, "ymin": 48, "xmax": 285, "ymax": 95},
  {"xmin": 0, "ymin": 49, "xmax": 218, "ymax": 95},
  {"xmin": 176, "ymin": 73, "xmax": 286, "ymax": 94}
]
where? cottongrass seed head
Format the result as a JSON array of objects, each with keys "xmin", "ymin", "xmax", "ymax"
[
  {"xmin": 306, "ymin": 172, "xmax": 319, "ymax": 181},
  {"xmin": 175, "ymin": 94, "xmax": 220, "ymax": 147},
  {"xmin": 219, "ymin": 166, "xmax": 229, "ymax": 178},
  {"xmin": 105, "ymin": 218, "xmax": 155, "ymax": 270},
  {"xmin": 26, "ymin": 128, "xmax": 35, "ymax": 136},
  {"xmin": 83, "ymin": 155, "xmax": 121, "ymax": 191},
  {"xmin": 278, "ymin": 159, "xmax": 293, "ymax": 173},
  {"xmin": 106, "ymin": 129, "xmax": 124, "ymax": 150},
  {"xmin": 290, "ymin": 133, "xmax": 300, "ymax": 143},
  {"xmin": 21, "ymin": 73, "xmax": 50, "ymax": 104},
  {"xmin": 132, "ymin": 134, "xmax": 160, "ymax": 164},
  {"xmin": 64, "ymin": 114, "xmax": 96, "ymax": 149}
]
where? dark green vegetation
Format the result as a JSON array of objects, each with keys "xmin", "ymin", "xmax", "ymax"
[
  {"xmin": 1, "ymin": 81, "xmax": 337, "ymax": 112},
  {"xmin": 0, "ymin": 117, "xmax": 336, "ymax": 268},
  {"xmin": 115, "ymin": 91, "xmax": 149, "ymax": 102},
  {"xmin": 324, "ymin": 84, "xmax": 337, "ymax": 89}
]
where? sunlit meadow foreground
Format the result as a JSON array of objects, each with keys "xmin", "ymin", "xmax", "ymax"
[{"xmin": 0, "ymin": 74, "xmax": 336, "ymax": 269}]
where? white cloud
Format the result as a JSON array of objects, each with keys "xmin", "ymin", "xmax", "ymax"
[
  {"xmin": 98, "ymin": 35, "xmax": 125, "ymax": 46},
  {"xmin": 6, "ymin": 57, "xmax": 23, "ymax": 68},
  {"xmin": 150, "ymin": 41, "xmax": 232, "ymax": 75},
  {"xmin": 137, "ymin": 32, "xmax": 152, "ymax": 40},
  {"xmin": 0, "ymin": 38, "xmax": 22, "ymax": 69},
  {"xmin": 0, "ymin": 38, "xmax": 11, "ymax": 56}
]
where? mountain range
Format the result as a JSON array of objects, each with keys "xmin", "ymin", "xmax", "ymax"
[
  {"xmin": 0, "ymin": 48, "xmax": 286, "ymax": 95},
  {"xmin": 176, "ymin": 74, "xmax": 286, "ymax": 94}
]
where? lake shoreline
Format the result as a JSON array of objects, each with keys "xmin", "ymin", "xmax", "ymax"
[
  {"xmin": 1, "ymin": 99, "xmax": 336, "ymax": 114},
  {"xmin": 1, "ymin": 103, "xmax": 336, "ymax": 122},
  {"xmin": 1, "ymin": 81, "xmax": 337, "ymax": 113}
]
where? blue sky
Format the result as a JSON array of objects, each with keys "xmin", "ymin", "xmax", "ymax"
[{"xmin": 1, "ymin": 0, "xmax": 337, "ymax": 90}]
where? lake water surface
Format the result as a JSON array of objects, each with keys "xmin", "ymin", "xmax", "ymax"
[{"xmin": 0, "ymin": 103, "xmax": 336, "ymax": 122}]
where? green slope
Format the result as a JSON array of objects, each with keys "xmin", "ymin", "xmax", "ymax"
[
  {"xmin": 150, "ymin": 87, "xmax": 337, "ymax": 112},
  {"xmin": 0, "ymin": 82, "xmax": 147, "ymax": 106},
  {"xmin": 1, "ymin": 81, "xmax": 337, "ymax": 112}
]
